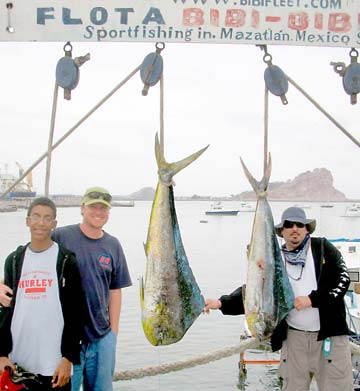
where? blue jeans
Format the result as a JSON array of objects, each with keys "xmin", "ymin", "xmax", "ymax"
[{"xmin": 71, "ymin": 330, "xmax": 117, "ymax": 391}]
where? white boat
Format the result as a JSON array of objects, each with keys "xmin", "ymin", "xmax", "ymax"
[
  {"xmin": 330, "ymin": 239, "xmax": 360, "ymax": 334},
  {"xmin": 293, "ymin": 203, "xmax": 311, "ymax": 209},
  {"xmin": 112, "ymin": 200, "xmax": 135, "ymax": 207},
  {"xmin": 238, "ymin": 202, "xmax": 256, "ymax": 212},
  {"xmin": 205, "ymin": 202, "xmax": 239, "ymax": 216},
  {"xmin": 343, "ymin": 205, "xmax": 360, "ymax": 217}
]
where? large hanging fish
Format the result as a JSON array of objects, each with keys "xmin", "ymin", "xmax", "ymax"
[
  {"xmin": 240, "ymin": 155, "xmax": 294, "ymax": 341},
  {"xmin": 141, "ymin": 133, "xmax": 208, "ymax": 346}
]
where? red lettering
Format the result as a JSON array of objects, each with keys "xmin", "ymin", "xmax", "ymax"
[
  {"xmin": 48, "ymin": 279, "xmax": 53, "ymax": 287},
  {"xmin": 288, "ymin": 12, "xmax": 309, "ymax": 30},
  {"xmin": 225, "ymin": 9, "xmax": 246, "ymax": 27},
  {"xmin": 183, "ymin": 8, "xmax": 204, "ymax": 26},
  {"xmin": 30, "ymin": 280, "xmax": 35, "ymax": 287},
  {"xmin": 210, "ymin": 9, "xmax": 219, "ymax": 26},
  {"xmin": 328, "ymin": 13, "xmax": 351, "ymax": 32},
  {"xmin": 251, "ymin": 10, "xmax": 259, "ymax": 28},
  {"xmin": 314, "ymin": 13, "xmax": 323, "ymax": 30}
]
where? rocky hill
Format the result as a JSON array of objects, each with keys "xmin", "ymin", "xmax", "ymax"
[
  {"xmin": 235, "ymin": 168, "xmax": 347, "ymax": 201},
  {"xmin": 118, "ymin": 168, "xmax": 347, "ymax": 201}
]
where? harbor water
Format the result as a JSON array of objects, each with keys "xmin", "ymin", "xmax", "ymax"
[{"xmin": 1, "ymin": 200, "xmax": 359, "ymax": 390}]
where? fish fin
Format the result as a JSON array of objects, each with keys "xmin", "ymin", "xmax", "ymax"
[
  {"xmin": 155, "ymin": 132, "xmax": 209, "ymax": 180},
  {"xmin": 240, "ymin": 153, "xmax": 272, "ymax": 195}
]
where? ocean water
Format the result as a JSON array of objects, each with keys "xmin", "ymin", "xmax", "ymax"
[{"xmin": 1, "ymin": 200, "xmax": 359, "ymax": 390}]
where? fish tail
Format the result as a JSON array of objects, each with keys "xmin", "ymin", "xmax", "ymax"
[
  {"xmin": 155, "ymin": 133, "xmax": 209, "ymax": 178},
  {"xmin": 240, "ymin": 153, "xmax": 272, "ymax": 195}
]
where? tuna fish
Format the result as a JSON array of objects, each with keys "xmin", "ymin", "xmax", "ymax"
[
  {"xmin": 140, "ymin": 133, "xmax": 208, "ymax": 346},
  {"xmin": 240, "ymin": 155, "xmax": 294, "ymax": 341}
]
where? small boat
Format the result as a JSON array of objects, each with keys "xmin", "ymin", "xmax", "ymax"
[
  {"xmin": 293, "ymin": 203, "xmax": 311, "ymax": 209},
  {"xmin": 343, "ymin": 205, "xmax": 360, "ymax": 217},
  {"xmin": 112, "ymin": 200, "xmax": 135, "ymax": 207},
  {"xmin": 238, "ymin": 202, "xmax": 256, "ymax": 212},
  {"xmin": 205, "ymin": 202, "xmax": 239, "ymax": 216}
]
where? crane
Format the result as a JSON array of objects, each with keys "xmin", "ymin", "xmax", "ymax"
[{"xmin": 15, "ymin": 161, "xmax": 33, "ymax": 192}]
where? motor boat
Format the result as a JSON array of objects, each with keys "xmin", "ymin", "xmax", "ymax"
[
  {"xmin": 238, "ymin": 202, "xmax": 256, "ymax": 212},
  {"xmin": 343, "ymin": 205, "xmax": 360, "ymax": 217},
  {"xmin": 205, "ymin": 202, "xmax": 239, "ymax": 216}
]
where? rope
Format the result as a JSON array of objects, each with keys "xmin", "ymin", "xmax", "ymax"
[
  {"xmin": 112, "ymin": 337, "xmax": 360, "ymax": 382},
  {"xmin": 0, "ymin": 64, "xmax": 141, "ymax": 199},
  {"xmin": 113, "ymin": 337, "xmax": 259, "ymax": 381},
  {"xmin": 263, "ymin": 85, "xmax": 269, "ymax": 175},
  {"xmin": 44, "ymin": 81, "xmax": 59, "ymax": 197},
  {"xmin": 287, "ymin": 75, "xmax": 360, "ymax": 149},
  {"xmin": 159, "ymin": 72, "xmax": 164, "ymax": 155}
]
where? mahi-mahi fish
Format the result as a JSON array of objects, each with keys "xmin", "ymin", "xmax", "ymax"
[
  {"xmin": 240, "ymin": 154, "xmax": 294, "ymax": 341},
  {"xmin": 140, "ymin": 133, "xmax": 208, "ymax": 346}
]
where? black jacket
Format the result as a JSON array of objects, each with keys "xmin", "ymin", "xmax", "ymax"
[
  {"xmin": 0, "ymin": 243, "xmax": 85, "ymax": 364},
  {"xmin": 219, "ymin": 237, "xmax": 350, "ymax": 351}
]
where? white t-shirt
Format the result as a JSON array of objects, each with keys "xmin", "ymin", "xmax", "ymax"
[
  {"xmin": 285, "ymin": 245, "xmax": 321, "ymax": 331},
  {"xmin": 10, "ymin": 243, "xmax": 65, "ymax": 375}
]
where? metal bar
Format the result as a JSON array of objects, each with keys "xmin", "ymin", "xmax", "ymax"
[
  {"xmin": 44, "ymin": 81, "xmax": 59, "ymax": 197},
  {"xmin": 287, "ymin": 75, "xmax": 360, "ymax": 149}
]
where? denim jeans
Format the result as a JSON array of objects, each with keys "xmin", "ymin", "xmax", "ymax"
[{"xmin": 71, "ymin": 330, "xmax": 117, "ymax": 391}]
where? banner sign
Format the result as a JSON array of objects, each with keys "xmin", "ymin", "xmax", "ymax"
[{"xmin": 0, "ymin": 0, "xmax": 359, "ymax": 47}]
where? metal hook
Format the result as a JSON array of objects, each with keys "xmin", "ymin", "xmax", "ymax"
[
  {"xmin": 350, "ymin": 47, "xmax": 359, "ymax": 63},
  {"xmin": 6, "ymin": 3, "xmax": 14, "ymax": 33},
  {"xmin": 63, "ymin": 42, "xmax": 73, "ymax": 57},
  {"xmin": 257, "ymin": 45, "xmax": 273, "ymax": 65},
  {"xmin": 155, "ymin": 42, "xmax": 165, "ymax": 53}
]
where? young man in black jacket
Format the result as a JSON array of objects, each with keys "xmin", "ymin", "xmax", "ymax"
[
  {"xmin": 205, "ymin": 207, "xmax": 353, "ymax": 391},
  {"xmin": 0, "ymin": 197, "xmax": 84, "ymax": 390}
]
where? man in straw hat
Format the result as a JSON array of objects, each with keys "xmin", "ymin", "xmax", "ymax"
[{"xmin": 204, "ymin": 206, "xmax": 353, "ymax": 391}]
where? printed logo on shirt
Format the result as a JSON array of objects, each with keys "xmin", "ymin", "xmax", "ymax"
[
  {"xmin": 98, "ymin": 254, "xmax": 112, "ymax": 269},
  {"xmin": 18, "ymin": 271, "xmax": 53, "ymax": 300}
]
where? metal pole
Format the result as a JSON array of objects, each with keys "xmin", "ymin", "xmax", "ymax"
[
  {"xmin": 287, "ymin": 75, "xmax": 360, "ymax": 149},
  {"xmin": 45, "ymin": 82, "xmax": 59, "ymax": 197}
]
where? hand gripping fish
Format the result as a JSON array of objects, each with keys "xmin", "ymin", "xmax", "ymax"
[
  {"xmin": 240, "ymin": 154, "xmax": 294, "ymax": 341},
  {"xmin": 141, "ymin": 133, "xmax": 208, "ymax": 346}
]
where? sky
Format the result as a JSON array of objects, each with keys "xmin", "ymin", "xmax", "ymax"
[{"xmin": 0, "ymin": 42, "xmax": 359, "ymax": 198}]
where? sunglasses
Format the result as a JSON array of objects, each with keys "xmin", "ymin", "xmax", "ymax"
[
  {"xmin": 86, "ymin": 191, "xmax": 112, "ymax": 202},
  {"xmin": 283, "ymin": 221, "xmax": 306, "ymax": 229}
]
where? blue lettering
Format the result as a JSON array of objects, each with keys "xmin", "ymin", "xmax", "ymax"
[
  {"xmin": 142, "ymin": 7, "xmax": 165, "ymax": 25},
  {"xmin": 90, "ymin": 7, "xmax": 108, "ymax": 25},
  {"xmin": 84, "ymin": 25, "xmax": 94, "ymax": 39},
  {"xmin": 62, "ymin": 7, "xmax": 82, "ymax": 25},
  {"xmin": 114, "ymin": 8, "xmax": 134, "ymax": 24},
  {"xmin": 37, "ymin": 8, "xmax": 55, "ymax": 25}
]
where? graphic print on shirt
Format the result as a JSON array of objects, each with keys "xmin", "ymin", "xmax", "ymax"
[
  {"xmin": 17, "ymin": 270, "xmax": 54, "ymax": 299},
  {"xmin": 98, "ymin": 253, "xmax": 112, "ymax": 269}
]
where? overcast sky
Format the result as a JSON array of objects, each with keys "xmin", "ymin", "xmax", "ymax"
[{"xmin": 0, "ymin": 42, "xmax": 359, "ymax": 198}]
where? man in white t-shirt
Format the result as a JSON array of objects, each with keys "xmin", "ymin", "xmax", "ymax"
[{"xmin": 0, "ymin": 197, "xmax": 84, "ymax": 391}]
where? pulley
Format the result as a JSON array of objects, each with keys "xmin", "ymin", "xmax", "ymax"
[
  {"xmin": 140, "ymin": 42, "xmax": 165, "ymax": 96},
  {"xmin": 55, "ymin": 42, "xmax": 90, "ymax": 100},
  {"xmin": 260, "ymin": 46, "xmax": 288, "ymax": 105},
  {"xmin": 330, "ymin": 48, "xmax": 360, "ymax": 105}
]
